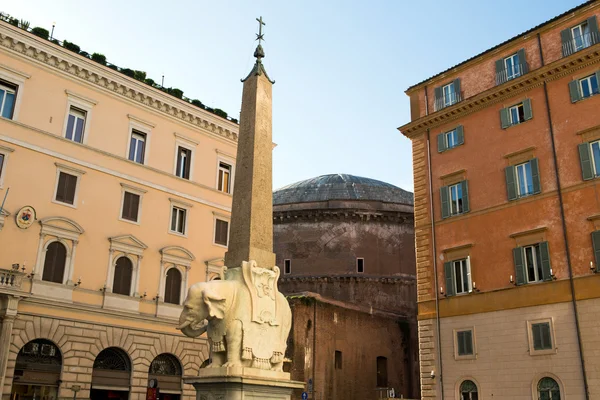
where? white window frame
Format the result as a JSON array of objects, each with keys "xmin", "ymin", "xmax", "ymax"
[
  {"xmin": 284, "ymin": 259, "xmax": 291, "ymax": 275},
  {"xmin": 0, "ymin": 81, "xmax": 17, "ymax": 120},
  {"xmin": 579, "ymin": 74, "xmax": 598, "ymax": 99},
  {"xmin": 217, "ymin": 161, "xmax": 233, "ymax": 194},
  {"xmin": 169, "ymin": 198, "xmax": 192, "ymax": 237},
  {"xmin": 0, "ymin": 144, "xmax": 14, "ymax": 189},
  {"xmin": 128, "ymin": 130, "xmax": 147, "ymax": 164},
  {"xmin": 118, "ymin": 183, "xmax": 146, "ymax": 225},
  {"xmin": 515, "ymin": 161, "xmax": 533, "ymax": 197},
  {"xmin": 174, "ymin": 145, "xmax": 193, "ymax": 180},
  {"xmin": 445, "ymin": 129, "xmax": 457, "ymax": 149},
  {"xmin": 524, "ymin": 244, "xmax": 542, "ymax": 283},
  {"xmin": 105, "ymin": 235, "xmax": 147, "ymax": 297},
  {"xmin": 452, "ymin": 257, "xmax": 472, "ymax": 294},
  {"xmin": 449, "ymin": 183, "xmax": 463, "ymax": 215},
  {"xmin": 504, "ymin": 53, "xmax": 521, "ymax": 80},
  {"xmin": 215, "ymin": 149, "xmax": 236, "ymax": 194},
  {"xmin": 356, "ymin": 257, "xmax": 365, "ymax": 273},
  {"xmin": 62, "ymin": 90, "xmax": 96, "ymax": 145},
  {"xmin": 527, "ymin": 318, "xmax": 556, "ymax": 356},
  {"xmin": 590, "ymin": 140, "xmax": 600, "ymax": 177},
  {"xmin": 158, "ymin": 246, "xmax": 194, "ymax": 306},
  {"xmin": 0, "ymin": 64, "xmax": 30, "ymax": 121},
  {"xmin": 508, "ymin": 103, "xmax": 524, "ymax": 125},
  {"xmin": 456, "ymin": 379, "xmax": 480, "ymax": 400},
  {"xmin": 212, "ymin": 212, "xmax": 230, "ymax": 248},
  {"xmin": 173, "ymin": 133, "xmax": 198, "ymax": 181},
  {"xmin": 443, "ymin": 83, "xmax": 455, "ymax": 107},
  {"xmin": 572, "ymin": 22, "xmax": 590, "ymax": 52},
  {"xmin": 453, "ymin": 327, "xmax": 476, "ymax": 360},
  {"xmin": 52, "ymin": 163, "xmax": 86, "ymax": 209},
  {"xmin": 126, "ymin": 114, "xmax": 154, "ymax": 165}
]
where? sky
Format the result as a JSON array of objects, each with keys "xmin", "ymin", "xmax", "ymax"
[{"xmin": 2, "ymin": 0, "xmax": 587, "ymax": 191}]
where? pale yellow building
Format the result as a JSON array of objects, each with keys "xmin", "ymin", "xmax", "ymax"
[{"xmin": 0, "ymin": 17, "xmax": 237, "ymax": 400}]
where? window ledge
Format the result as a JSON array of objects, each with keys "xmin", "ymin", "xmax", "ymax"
[
  {"xmin": 455, "ymin": 354, "xmax": 477, "ymax": 361},
  {"xmin": 156, "ymin": 302, "xmax": 183, "ymax": 320},
  {"xmin": 168, "ymin": 230, "xmax": 188, "ymax": 239},
  {"xmin": 213, "ymin": 242, "xmax": 228, "ymax": 249},
  {"xmin": 529, "ymin": 348, "xmax": 557, "ymax": 356},
  {"xmin": 119, "ymin": 217, "xmax": 141, "ymax": 226},
  {"xmin": 103, "ymin": 292, "xmax": 140, "ymax": 313},
  {"xmin": 51, "ymin": 199, "xmax": 77, "ymax": 209},
  {"xmin": 31, "ymin": 279, "xmax": 74, "ymax": 302}
]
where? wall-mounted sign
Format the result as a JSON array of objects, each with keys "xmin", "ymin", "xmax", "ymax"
[{"xmin": 15, "ymin": 206, "xmax": 36, "ymax": 229}]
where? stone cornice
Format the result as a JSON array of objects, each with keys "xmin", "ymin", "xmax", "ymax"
[
  {"xmin": 399, "ymin": 45, "xmax": 600, "ymax": 138},
  {"xmin": 273, "ymin": 208, "xmax": 413, "ymax": 224},
  {"xmin": 0, "ymin": 22, "xmax": 238, "ymax": 144},
  {"xmin": 280, "ymin": 274, "xmax": 416, "ymax": 284}
]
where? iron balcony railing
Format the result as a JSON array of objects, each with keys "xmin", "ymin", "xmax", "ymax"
[
  {"xmin": 496, "ymin": 62, "xmax": 529, "ymax": 86},
  {"xmin": 434, "ymin": 91, "xmax": 463, "ymax": 112},
  {"xmin": 0, "ymin": 267, "xmax": 25, "ymax": 289},
  {"xmin": 563, "ymin": 31, "xmax": 600, "ymax": 57}
]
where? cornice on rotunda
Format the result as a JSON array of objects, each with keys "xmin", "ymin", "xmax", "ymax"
[
  {"xmin": 0, "ymin": 23, "xmax": 238, "ymax": 143},
  {"xmin": 280, "ymin": 274, "xmax": 416, "ymax": 284},
  {"xmin": 273, "ymin": 208, "xmax": 414, "ymax": 224}
]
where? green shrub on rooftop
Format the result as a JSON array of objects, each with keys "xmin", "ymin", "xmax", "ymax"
[
  {"xmin": 120, "ymin": 68, "xmax": 135, "ymax": 78},
  {"xmin": 31, "ymin": 27, "xmax": 48, "ymax": 39},
  {"xmin": 63, "ymin": 40, "xmax": 80, "ymax": 53},
  {"xmin": 213, "ymin": 108, "xmax": 227, "ymax": 119},
  {"xmin": 133, "ymin": 70, "xmax": 146, "ymax": 81},
  {"xmin": 91, "ymin": 53, "xmax": 107, "ymax": 65}
]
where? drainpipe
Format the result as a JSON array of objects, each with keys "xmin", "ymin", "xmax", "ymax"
[
  {"xmin": 537, "ymin": 32, "xmax": 589, "ymax": 400},
  {"xmin": 424, "ymin": 86, "xmax": 444, "ymax": 399}
]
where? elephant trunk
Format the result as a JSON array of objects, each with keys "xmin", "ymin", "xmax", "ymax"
[{"xmin": 177, "ymin": 317, "xmax": 208, "ymax": 338}]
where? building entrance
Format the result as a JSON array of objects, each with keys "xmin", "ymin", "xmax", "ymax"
[{"xmin": 11, "ymin": 339, "xmax": 61, "ymax": 400}]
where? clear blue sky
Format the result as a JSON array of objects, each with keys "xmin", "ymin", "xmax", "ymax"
[{"xmin": 3, "ymin": 0, "xmax": 586, "ymax": 191}]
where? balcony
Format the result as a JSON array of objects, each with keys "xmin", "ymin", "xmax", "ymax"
[
  {"xmin": 434, "ymin": 91, "xmax": 463, "ymax": 112},
  {"xmin": 496, "ymin": 62, "xmax": 529, "ymax": 86},
  {"xmin": 563, "ymin": 31, "xmax": 599, "ymax": 57},
  {"xmin": 0, "ymin": 266, "xmax": 25, "ymax": 290}
]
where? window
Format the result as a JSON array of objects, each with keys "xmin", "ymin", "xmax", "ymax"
[
  {"xmin": 504, "ymin": 53, "xmax": 521, "ymax": 81},
  {"xmin": 218, "ymin": 162, "xmax": 232, "ymax": 193},
  {"xmin": 443, "ymin": 83, "xmax": 456, "ymax": 108},
  {"xmin": 42, "ymin": 242, "xmax": 67, "ymax": 284},
  {"xmin": 284, "ymin": 259, "xmax": 291, "ymax": 275},
  {"xmin": 164, "ymin": 268, "xmax": 182, "ymax": 305},
  {"xmin": 538, "ymin": 377, "xmax": 561, "ymax": 400},
  {"xmin": 456, "ymin": 330, "xmax": 474, "ymax": 356},
  {"xmin": 500, "ymin": 99, "xmax": 532, "ymax": 128},
  {"xmin": 214, "ymin": 218, "xmax": 229, "ymax": 246},
  {"xmin": 334, "ymin": 350, "xmax": 342, "ymax": 369},
  {"xmin": 579, "ymin": 140, "xmax": 600, "ymax": 180},
  {"xmin": 496, "ymin": 49, "xmax": 528, "ymax": 85},
  {"xmin": 459, "ymin": 380, "xmax": 478, "ymax": 400},
  {"xmin": 55, "ymin": 172, "xmax": 78, "ymax": 205},
  {"xmin": 0, "ymin": 81, "xmax": 16, "ymax": 119},
  {"xmin": 437, "ymin": 126, "xmax": 464, "ymax": 152},
  {"xmin": 65, "ymin": 106, "xmax": 86, "ymax": 143},
  {"xmin": 120, "ymin": 192, "xmax": 140, "ymax": 222},
  {"xmin": 357, "ymin": 258, "xmax": 364, "ymax": 273},
  {"xmin": 170, "ymin": 206, "xmax": 187, "ymax": 235},
  {"xmin": 176, "ymin": 146, "xmax": 192, "ymax": 179},
  {"xmin": 0, "ymin": 153, "xmax": 5, "ymax": 185},
  {"xmin": 532, "ymin": 322, "xmax": 552, "ymax": 351},
  {"xmin": 128, "ymin": 131, "xmax": 146, "ymax": 164},
  {"xmin": 592, "ymin": 231, "xmax": 600, "ymax": 273},
  {"xmin": 570, "ymin": 72, "xmax": 600, "ymax": 103},
  {"xmin": 572, "ymin": 22, "xmax": 591, "ymax": 52},
  {"xmin": 441, "ymin": 181, "xmax": 469, "ymax": 218},
  {"xmin": 434, "ymin": 79, "xmax": 461, "ymax": 111},
  {"xmin": 513, "ymin": 242, "xmax": 551, "ymax": 285},
  {"xmin": 376, "ymin": 357, "xmax": 388, "ymax": 387},
  {"xmin": 444, "ymin": 258, "xmax": 472, "ymax": 296},
  {"xmin": 505, "ymin": 158, "xmax": 540, "ymax": 200},
  {"xmin": 561, "ymin": 16, "xmax": 599, "ymax": 57},
  {"xmin": 113, "ymin": 257, "xmax": 133, "ymax": 296}
]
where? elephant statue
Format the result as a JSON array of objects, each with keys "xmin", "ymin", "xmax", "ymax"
[{"xmin": 177, "ymin": 262, "xmax": 291, "ymax": 371}]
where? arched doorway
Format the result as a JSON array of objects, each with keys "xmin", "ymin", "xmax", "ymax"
[
  {"xmin": 148, "ymin": 354, "xmax": 182, "ymax": 400},
  {"xmin": 11, "ymin": 339, "xmax": 62, "ymax": 400},
  {"xmin": 91, "ymin": 347, "xmax": 131, "ymax": 400}
]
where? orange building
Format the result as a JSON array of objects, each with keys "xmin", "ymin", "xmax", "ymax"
[
  {"xmin": 0, "ymin": 15, "xmax": 237, "ymax": 400},
  {"xmin": 400, "ymin": 1, "xmax": 600, "ymax": 399}
]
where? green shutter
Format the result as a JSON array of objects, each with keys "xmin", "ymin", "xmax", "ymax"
[
  {"xmin": 456, "ymin": 125, "xmax": 464, "ymax": 145},
  {"xmin": 523, "ymin": 98, "xmax": 533, "ymax": 121},
  {"xmin": 578, "ymin": 143, "xmax": 595, "ymax": 180},
  {"xmin": 517, "ymin": 48, "xmax": 528, "ymax": 74},
  {"xmin": 461, "ymin": 180, "xmax": 469, "ymax": 213},
  {"xmin": 569, "ymin": 80, "xmax": 582, "ymax": 103},
  {"xmin": 596, "ymin": 71, "xmax": 600, "ymax": 95},
  {"xmin": 560, "ymin": 28, "xmax": 573, "ymax": 57},
  {"xmin": 434, "ymin": 86, "xmax": 443, "ymax": 110},
  {"xmin": 532, "ymin": 324, "xmax": 543, "ymax": 349},
  {"xmin": 505, "ymin": 165, "xmax": 518, "ymax": 201},
  {"xmin": 440, "ymin": 186, "xmax": 450, "ymax": 219},
  {"xmin": 437, "ymin": 133, "xmax": 446, "ymax": 153},
  {"xmin": 592, "ymin": 231, "xmax": 600, "ymax": 272},
  {"xmin": 453, "ymin": 78, "xmax": 461, "ymax": 103},
  {"xmin": 513, "ymin": 247, "xmax": 526, "ymax": 285},
  {"xmin": 530, "ymin": 158, "xmax": 541, "ymax": 194},
  {"xmin": 539, "ymin": 241, "xmax": 552, "ymax": 281},
  {"xmin": 444, "ymin": 261, "xmax": 455, "ymax": 297},
  {"xmin": 500, "ymin": 107, "xmax": 510, "ymax": 129},
  {"xmin": 495, "ymin": 58, "xmax": 505, "ymax": 85},
  {"xmin": 588, "ymin": 16, "xmax": 599, "ymax": 45}
]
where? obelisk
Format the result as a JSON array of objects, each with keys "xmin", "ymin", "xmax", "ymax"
[{"xmin": 224, "ymin": 16, "xmax": 276, "ymax": 270}]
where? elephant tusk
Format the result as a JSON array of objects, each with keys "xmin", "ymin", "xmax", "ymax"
[{"xmin": 177, "ymin": 320, "xmax": 191, "ymax": 330}]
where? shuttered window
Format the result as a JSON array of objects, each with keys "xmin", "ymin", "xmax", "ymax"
[
  {"xmin": 456, "ymin": 330, "xmax": 474, "ymax": 356},
  {"xmin": 500, "ymin": 99, "xmax": 532, "ymax": 128},
  {"xmin": 444, "ymin": 257, "xmax": 472, "ymax": 297},
  {"xmin": 505, "ymin": 158, "xmax": 541, "ymax": 200},
  {"xmin": 495, "ymin": 49, "xmax": 528, "ymax": 85},
  {"xmin": 113, "ymin": 257, "xmax": 133, "ymax": 296},
  {"xmin": 440, "ymin": 180, "xmax": 469, "ymax": 218},
  {"xmin": 561, "ymin": 16, "xmax": 599, "ymax": 57},
  {"xmin": 218, "ymin": 162, "xmax": 232, "ymax": 193},
  {"xmin": 0, "ymin": 81, "xmax": 17, "ymax": 120},
  {"xmin": 578, "ymin": 141, "xmax": 600, "ymax": 181},
  {"xmin": 42, "ymin": 242, "xmax": 67, "ymax": 284},
  {"xmin": 121, "ymin": 192, "xmax": 140, "ymax": 222},
  {"xmin": 592, "ymin": 231, "xmax": 600, "ymax": 273},
  {"xmin": 176, "ymin": 146, "xmax": 192, "ymax": 179},
  {"xmin": 55, "ymin": 172, "xmax": 78, "ymax": 205},
  {"xmin": 437, "ymin": 126, "xmax": 464, "ymax": 152},
  {"xmin": 569, "ymin": 71, "xmax": 600, "ymax": 103},
  {"xmin": 532, "ymin": 322, "xmax": 552, "ymax": 350},
  {"xmin": 129, "ymin": 131, "xmax": 146, "ymax": 164},
  {"xmin": 65, "ymin": 106, "xmax": 86, "ymax": 143},
  {"xmin": 434, "ymin": 79, "xmax": 461, "ymax": 111},
  {"xmin": 170, "ymin": 206, "xmax": 187, "ymax": 235},
  {"xmin": 164, "ymin": 268, "xmax": 182, "ymax": 305},
  {"xmin": 214, "ymin": 219, "xmax": 229, "ymax": 246},
  {"xmin": 513, "ymin": 242, "xmax": 551, "ymax": 285}
]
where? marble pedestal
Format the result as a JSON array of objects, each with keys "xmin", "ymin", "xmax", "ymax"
[{"xmin": 185, "ymin": 366, "xmax": 305, "ymax": 400}]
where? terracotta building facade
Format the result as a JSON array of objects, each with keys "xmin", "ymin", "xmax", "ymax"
[
  {"xmin": 0, "ymin": 18, "xmax": 238, "ymax": 400},
  {"xmin": 400, "ymin": 1, "xmax": 600, "ymax": 399},
  {"xmin": 272, "ymin": 174, "xmax": 419, "ymax": 399}
]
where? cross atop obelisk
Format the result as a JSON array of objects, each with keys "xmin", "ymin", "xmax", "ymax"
[
  {"xmin": 224, "ymin": 19, "xmax": 275, "ymax": 269},
  {"xmin": 256, "ymin": 16, "xmax": 265, "ymax": 45}
]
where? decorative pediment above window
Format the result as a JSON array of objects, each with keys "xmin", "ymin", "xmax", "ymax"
[
  {"xmin": 0, "ymin": 208, "xmax": 10, "ymax": 231},
  {"xmin": 160, "ymin": 246, "xmax": 195, "ymax": 268},
  {"xmin": 39, "ymin": 216, "xmax": 85, "ymax": 240},
  {"xmin": 206, "ymin": 257, "xmax": 225, "ymax": 280},
  {"xmin": 109, "ymin": 235, "xmax": 147, "ymax": 256}
]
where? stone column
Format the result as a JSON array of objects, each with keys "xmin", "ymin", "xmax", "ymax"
[{"xmin": 0, "ymin": 296, "xmax": 20, "ymax": 396}]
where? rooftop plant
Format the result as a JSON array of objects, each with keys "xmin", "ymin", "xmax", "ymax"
[{"xmin": 0, "ymin": 11, "xmax": 238, "ymax": 124}]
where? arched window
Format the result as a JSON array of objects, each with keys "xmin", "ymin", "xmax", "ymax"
[
  {"xmin": 113, "ymin": 257, "xmax": 133, "ymax": 296},
  {"xmin": 460, "ymin": 380, "xmax": 478, "ymax": 400},
  {"xmin": 92, "ymin": 347, "xmax": 131, "ymax": 397},
  {"xmin": 42, "ymin": 242, "xmax": 67, "ymax": 283},
  {"xmin": 12, "ymin": 339, "xmax": 62, "ymax": 398},
  {"xmin": 149, "ymin": 354, "xmax": 182, "ymax": 395},
  {"xmin": 538, "ymin": 377, "xmax": 560, "ymax": 400},
  {"xmin": 164, "ymin": 268, "xmax": 182, "ymax": 305},
  {"xmin": 376, "ymin": 356, "xmax": 388, "ymax": 387}
]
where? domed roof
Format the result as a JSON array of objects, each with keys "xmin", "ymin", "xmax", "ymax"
[{"xmin": 273, "ymin": 174, "xmax": 413, "ymax": 205}]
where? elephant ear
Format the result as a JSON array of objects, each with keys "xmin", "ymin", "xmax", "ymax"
[{"xmin": 202, "ymin": 288, "xmax": 227, "ymax": 320}]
